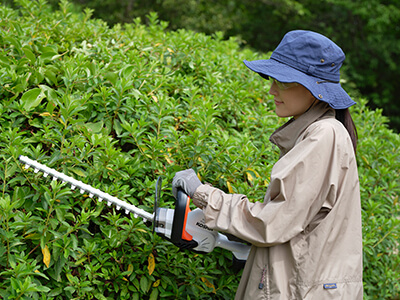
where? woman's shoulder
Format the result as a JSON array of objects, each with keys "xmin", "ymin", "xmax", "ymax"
[
  {"xmin": 307, "ymin": 117, "xmax": 347, "ymax": 136},
  {"xmin": 299, "ymin": 117, "xmax": 352, "ymax": 148}
]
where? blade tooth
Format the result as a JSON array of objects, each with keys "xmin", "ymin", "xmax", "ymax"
[
  {"xmin": 43, "ymin": 173, "xmax": 49, "ymax": 177},
  {"xmin": 71, "ymin": 185, "xmax": 76, "ymax": 190},
  {"xmin": 125, "ymin": 209, "xmax": 129, "ymax": 214},
  {"xmin": 24, "ymin": 164, "xmax": 30, "ymax": 169},
  {"xmin": 34, "ymin": 168, "xmax": 39, "ymax": 173},
  {"xmin": 133, "ymin": 213, "xmax": 138, "ymax": 218},
  {"xmin": 52, "ymin": 176, "xmax": 57, "ymax": 181},
  {"xmin": 89, "ymin": 193, "xmax": 94, "ymax": 198},
  {"xmin": 98, "ymin": 197, "xmax": 103, "ymax": 202},
  {"xmin": 107, "ymin": 201, "xmax": 112, "ymax": 206},
  {"xmin": 80, "ymin": 189, "xmax": 85, "ymax": 194},
  {"xmin": 116, "ymin": 205, "xmax": 121, "ymax": 210}
]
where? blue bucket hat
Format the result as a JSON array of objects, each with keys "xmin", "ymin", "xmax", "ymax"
[{"xmin": 243, "ymin": 30, "xmax": 355, "ymax": 109}]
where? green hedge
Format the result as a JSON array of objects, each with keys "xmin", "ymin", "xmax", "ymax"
[{"xmin": 0, "ymin": 1, "xmax": 399, "ymax": 299}]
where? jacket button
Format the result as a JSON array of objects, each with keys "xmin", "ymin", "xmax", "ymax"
[
  {"xmin": 331, "ymin": 63, "xmax": 335, "ymax": 67},
  {"xmin": 318, "ymin": 94, "xmax": 323, "ymax": 98},
  {"xmin": 320, "ymin": 58, "xmax": 325, "ymax": 63}
]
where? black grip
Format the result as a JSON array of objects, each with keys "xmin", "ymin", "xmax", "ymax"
[
  {"xmin": 232, "ymin": 255, "xmax": 247, "ymax": 273},
  {"xmin": 170, "ymin": 189, "xmax": 190, "ymax": 243}
]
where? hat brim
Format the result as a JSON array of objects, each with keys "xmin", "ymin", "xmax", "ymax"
[{"xmin": 243, "ymin": 59, "xmax": 355, "ymax": 109}]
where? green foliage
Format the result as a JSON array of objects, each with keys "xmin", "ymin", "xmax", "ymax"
[
  {"xmin": 353, "ymin": 100, "xmax": 400, "ymax": 299},
  {"xmin": 44, "ymin": 0, "xmax": 400, "ymax": 131},
  {"xmin": 0, "ymin": 1, "xmax": 399, "ymax": 299}
]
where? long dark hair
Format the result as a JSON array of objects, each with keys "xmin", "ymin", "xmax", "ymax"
[{"xmin": 335, "ymin": 109, "xmax": 358, "ymax": 153}]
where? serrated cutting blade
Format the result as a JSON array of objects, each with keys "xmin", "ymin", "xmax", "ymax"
[{"xmin": 19, "ymin": 155, "xmax": 154, "ymax": 222}]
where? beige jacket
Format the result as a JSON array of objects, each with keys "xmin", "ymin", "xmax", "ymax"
[{"xmin": 195, "ymin": 102, "xmax": 363, "ymax": 299}]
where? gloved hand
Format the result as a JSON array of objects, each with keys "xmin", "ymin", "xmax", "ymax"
[{"xmin": 172, "ymin": 169, "xmax": 202, "ymax": 199}]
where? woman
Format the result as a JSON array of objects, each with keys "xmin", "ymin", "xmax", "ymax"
[{"xmin": 172, "ymin": 30, "xmax": 363, "ymax": 299}]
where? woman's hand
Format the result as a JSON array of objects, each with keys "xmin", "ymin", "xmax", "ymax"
[{"xmin": 172, "ymin": 169, "xmax": 202, "ymax": 199}]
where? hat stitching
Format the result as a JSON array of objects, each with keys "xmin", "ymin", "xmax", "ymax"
[{"xmin": 271, "ymin": 52, "xmax": 340, "ymax": 82}]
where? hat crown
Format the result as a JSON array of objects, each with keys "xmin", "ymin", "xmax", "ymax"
[{"xmin": 270, "ymin": 30, "xmax": 345, "ymax": 82}]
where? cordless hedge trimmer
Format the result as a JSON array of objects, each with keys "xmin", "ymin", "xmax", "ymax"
[{"xmin": 19, "ymin": 155, "xmax": 250, "ymax": 262}]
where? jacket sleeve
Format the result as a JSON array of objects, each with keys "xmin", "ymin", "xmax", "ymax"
[{"xmin": 200, "ymin": 122, "xmax": 346, "ymax": 247}]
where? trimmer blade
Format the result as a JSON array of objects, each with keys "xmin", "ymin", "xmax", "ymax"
[{"xmin": 19, "ymin": 155, "xmax": 154, "ymax": 221}]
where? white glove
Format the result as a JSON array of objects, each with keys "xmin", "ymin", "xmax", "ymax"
[{"xmin": 172, "ymin": 169, "xmax": 202, "ymax": 199}]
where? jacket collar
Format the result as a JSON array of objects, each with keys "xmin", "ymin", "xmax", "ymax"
[{"xmin": 269, "ymin": 101, "xmax": 335, "ymax": 157}]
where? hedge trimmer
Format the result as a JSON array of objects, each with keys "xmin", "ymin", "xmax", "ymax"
[{"xmin": 19, "ymin": 155, "xmax": 250, "ymax": 262}]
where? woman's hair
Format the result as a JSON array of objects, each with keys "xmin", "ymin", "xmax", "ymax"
[{"xmin": 335, "ymin": 109, "xmax": 358, "ymax": 153}]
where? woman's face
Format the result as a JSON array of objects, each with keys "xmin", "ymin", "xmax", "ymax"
[{"xmin": 269, "ymin": 79, "xmax": 317, "ymax": 118}]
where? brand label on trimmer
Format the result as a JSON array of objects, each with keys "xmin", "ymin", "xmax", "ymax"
[{"xmin": 196, "ymin": 221, "xmax": 212, "ymax": 231}]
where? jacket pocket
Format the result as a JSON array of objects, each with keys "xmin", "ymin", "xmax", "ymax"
[{"xmin": 304, "ymin": 206, "xmax": 331, "ymax": 234}]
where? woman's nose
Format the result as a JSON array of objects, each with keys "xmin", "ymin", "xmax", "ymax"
[{"xmin": 269, "ymin": 81, "xmax": 278, "ymax": 96}]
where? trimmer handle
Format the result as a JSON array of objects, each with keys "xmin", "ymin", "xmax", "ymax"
[
  {"xmin": 170, "ymin": 189, "xmax": 193, "ymax": 243},
  {"xmin": 153, "ymin": 179, "xmax": 250, "ymax": 261},
  {"xmin": 153, "ymin": 180, "xmax": 198, "ymax": 249}
]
